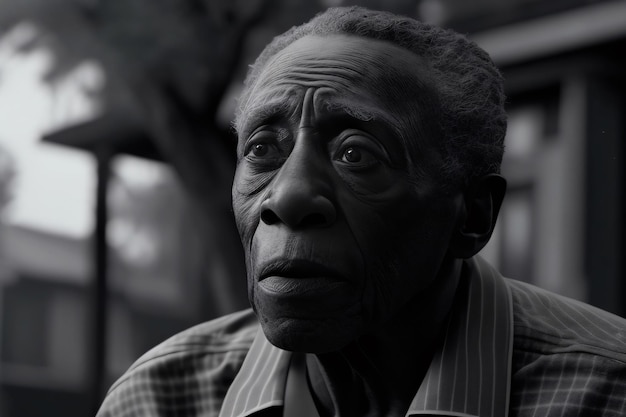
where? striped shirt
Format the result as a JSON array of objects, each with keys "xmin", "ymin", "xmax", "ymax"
[{"xmin": 97, "ymin": 257, "xmax": 626, "ymax": 417}]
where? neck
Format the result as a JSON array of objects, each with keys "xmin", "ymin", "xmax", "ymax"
[{"xmin": 306, "ymin": 258, "xmax": 463, "ymax": 417}]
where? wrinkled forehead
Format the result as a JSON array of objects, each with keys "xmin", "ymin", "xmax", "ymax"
[
  {"xmin": 237, "ymin": 34, "xmax": 440, "ymax": 139},
  {"xmin": 258, "ymin": 34, "xmax": 427, "ymax": 89}
]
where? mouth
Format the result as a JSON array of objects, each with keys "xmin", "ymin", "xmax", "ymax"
[
  {"xmin": 258, "ymin": 259, "xmax": 345, "ymax": 282},
  {"xmin": 255, "ymin": 259, "xmax": 356, "ymax": 317},
  {"xmin": 257, "ymin": 259, "xmax": 350, "ymax": 300}
]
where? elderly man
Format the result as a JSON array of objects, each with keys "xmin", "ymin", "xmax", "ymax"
[{"xmin": 98, "ymin": 7, "xmax": 626, "ymax": 417}]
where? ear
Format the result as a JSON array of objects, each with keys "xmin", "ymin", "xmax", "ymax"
[{"xmin": 449, "ymin": 174, "xmax": 506, "ymax": 259}]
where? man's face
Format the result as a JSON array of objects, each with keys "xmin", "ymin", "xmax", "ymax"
[{"xmin": 233, "ymin": 34, "xmax": 464, "ymax": 353}]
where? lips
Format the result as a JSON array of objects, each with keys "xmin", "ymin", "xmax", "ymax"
[
  {"xmin": 256, "ymin": 259, "xmax": 353, "ymax": 311},
  {"xmin": 258, "ymin": 259, "xmax": 345, "ymax": 282}
]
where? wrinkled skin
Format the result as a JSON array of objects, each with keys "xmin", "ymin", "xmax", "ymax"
[
  {"xmin": 231, "ymin": 34, "xmax": 507, "ymax": 417},
  {"xmin": 232, "ymin": 34, "xmax": 466, "ymax": 354}
]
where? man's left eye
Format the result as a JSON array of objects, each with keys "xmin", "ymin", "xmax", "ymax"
[{"xmin": 340, "ymin": 146, "xmax": 379, "ymax": 166}]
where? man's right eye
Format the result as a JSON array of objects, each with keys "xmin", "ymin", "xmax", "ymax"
[
  {"xmin": 250, "ymin": 143, "xmax": 271, "ymax": 157},
  {"xmin": 245, "ymin": 141, "xmax": 281, "ymax": 160}
]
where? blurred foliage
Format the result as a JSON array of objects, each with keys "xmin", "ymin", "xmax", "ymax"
[
  {"xmin": 0, "ymin": 0, "xmax": 101, "ymax": 84},
  {"xmin": 0, "ymin": 0, "xmax": 262, "ymax": 119},
  {"xmin": 0, "ymin": 0, "xmax": 419, "ymax": 117}
]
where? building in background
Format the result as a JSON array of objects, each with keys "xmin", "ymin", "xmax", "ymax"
[{"xmin": 472, "ymin": 0, "xmax": 625, "ymax": 316}]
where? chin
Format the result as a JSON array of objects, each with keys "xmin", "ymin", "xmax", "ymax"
[{"xmin": 259, "ymin": 316, "xmax": 359, "ymax": 354}]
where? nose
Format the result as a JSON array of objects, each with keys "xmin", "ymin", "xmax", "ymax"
[{"xmin": 260, "ymin": 141, "xmax": 336, "ymax": 229}]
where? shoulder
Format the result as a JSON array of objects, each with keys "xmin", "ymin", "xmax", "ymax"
[
  {"xmin": 97, "ymin": 308, "xmax": 259, "ymax": 417},
  {"xmin": 505, "ymin": 279, "xmax": 626, "ymax": 416},
  {"xmin": 506, "ymin": 278, "xmax": 626, "ymax": 360},
  {"xmin": 120, "ymin": 308, "xmax": 259, "ymax": 378}
]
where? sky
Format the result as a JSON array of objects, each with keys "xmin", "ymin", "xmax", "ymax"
[{"xmin": 0, "ymin": 23, "xmax": 103, "ymax": 238}]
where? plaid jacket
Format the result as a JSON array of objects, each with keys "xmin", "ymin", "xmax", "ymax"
[{"xmin": 97, "ymin": 257, "xmax": 626, "ymax": 416}]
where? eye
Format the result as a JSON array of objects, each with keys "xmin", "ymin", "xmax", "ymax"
[
  {"xmin": 338, "ymin": 144, "xmax": 381, "ymax": 168},
  {"xmin": 245, "ymin": 141, "xmax": 281, "ymax": 160},
  {"xmin": 244, "ymin": 129, "xmax": 284, "ymax": 161},
  {"xmin": 250, "ymin": 143, "xmax": 272, "ymax": 157},
  {"xmin": 342, "ymin": 147, "xmax": 366, "ymax": 163}
]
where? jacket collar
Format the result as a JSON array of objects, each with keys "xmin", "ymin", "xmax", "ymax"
[{"xmin": 219, "ymin": 257, "xmax": 513, "ymax": 417}]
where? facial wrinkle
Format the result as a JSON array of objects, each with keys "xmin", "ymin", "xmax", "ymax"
[
  {"xmin": 264, "ymin": 52, "xmax": 368, "ymax": 93},
  {"xmin": 274, "ymin": 66, "xmax": 365, "ymax": 88},
  {"xmin": 237, "ymin": 170, "xmax": 276, "ymax": 197},
  {"xmin": 270, "ymin": 49, "xmax": 365, "ymax": 76},
  {"xmin": 240, "ymin": 88, "xmax": 299, "ymax": 126},
  {"xmin": 245, "ymin": 51, "xmax": 408, "ymax": 139},
  {"xmin": 299, "ymin": 87, "xmax": 317, "ymax": 129},
  {"xmin": 272, "ymin": 79, "xmax": 345, "ymax": 91}
]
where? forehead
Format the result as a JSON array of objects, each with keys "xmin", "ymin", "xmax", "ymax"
[
  {"xmin": 258, "ymin": 34, "xmax": 426, "ymax": 88},
  {"xmin": 238, "ymin": 34, "xmax": 437, "ymax": 137}
]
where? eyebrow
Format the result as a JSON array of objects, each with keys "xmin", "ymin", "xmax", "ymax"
[
  {"xmin": 236, "ymin": 92, "xmax": 302, "ymax": 139},
  {"xmin": 239, "ymin": 95, "xmax": 403, "ymax": 138},
  {"xmin": 317, "ymin": 97, "xmax": 404, "ymax": 138}
]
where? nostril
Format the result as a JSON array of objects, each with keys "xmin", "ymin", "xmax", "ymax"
[
  {"xmin": 300, "ymin": 213, "xmax": 328, "ymax": 227},
  {"xmin": 259, "ymin": 196, "xmax": 336, "ymax": 228},
  {"xmin": 261, "ymin": 209, "xmax": 280, "ymax": 225}
]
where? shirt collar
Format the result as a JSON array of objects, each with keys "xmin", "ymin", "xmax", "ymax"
[
  {"xmin": 219, "ymin": 256, "xmax": 513, "ymax": 417},
  {"xmin": 407, "ymin": 256, "xmax": 514, "ymax": 417}
]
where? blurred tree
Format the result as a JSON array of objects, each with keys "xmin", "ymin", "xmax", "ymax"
[
  {"xmin": 0, "ymin": 143, "xmax": 15, "ymax": 214},
  {"xmin": 85, "ymin": 0, "xmax": 273, "ymax": 316},
  {"xmin": 0, "ymin": 142, "xmax": 16, "ymax": 414},
  {"xmin": 0, "ymin": 143, "xmax": 16, "ymax": 283}
]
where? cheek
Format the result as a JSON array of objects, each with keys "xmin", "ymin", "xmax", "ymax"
[
  {"xmin": 232, "ymin": 183, "xmax": 264, "ymax": 310},
  {"xmin": 340, "ymin": 181, "xmax": 422, "ymax": 254},
  {"xmin": 342, "ymin": 187, "xmax": 459, "ymax": 321},
  {"xmin": 232, "ymin": 193, "xmax": 256, "ymax": 251},
  {"xmin": 334, "ymin": 165, "xmax": 399, "ymax": 199},
  {"xmin": 232, "ymin": 166, "xmax": 274, "ymax": 245},
  {"xmin": 338, "ymin": 187, "xmax": 415, "ymax": 297},
  {"xmin": 235, "ymin": 164, "xmax": 277, "ymax": 196}
]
